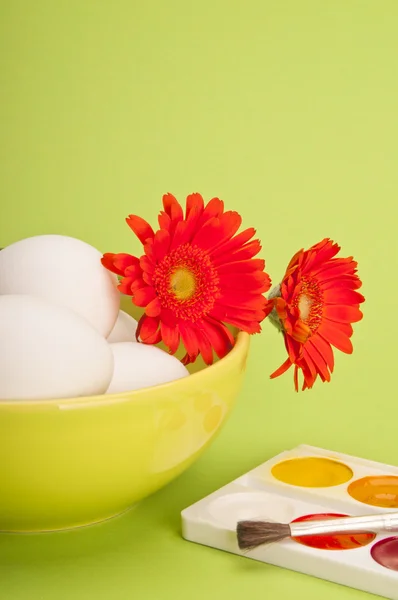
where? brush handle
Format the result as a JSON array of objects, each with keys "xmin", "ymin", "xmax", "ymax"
[{"xmin": 289, "ymin": 512, "xmax": 398, "ymax": 538}]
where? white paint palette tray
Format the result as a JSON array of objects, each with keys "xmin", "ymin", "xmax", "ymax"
[{"xmin": 181, "ymin": 444, "xmax": 398, "ymax": 599}]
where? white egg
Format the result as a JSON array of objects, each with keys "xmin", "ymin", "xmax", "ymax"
[
  {"xmin": 106, "ymin": 342, "xmax": 189, "ymax": 394},
  {"xmin": 0, "ymin": 235, "xmax": 119, "ymax": 337},
  {"xmin": 0, "ymin": 295, "xmax": 114, "ymax": 400},
  {"xmin": 107, "ymin": 310, "xmax": 138, "ymax": 343}
]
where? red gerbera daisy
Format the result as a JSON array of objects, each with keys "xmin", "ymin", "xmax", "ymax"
[
  {"xmin": 268, "ymin": 238, "xmax": 365, "ymax": 391},
  {"xmin": 102, "ymin": 193, "xmax": 271, "ymax": 365}
]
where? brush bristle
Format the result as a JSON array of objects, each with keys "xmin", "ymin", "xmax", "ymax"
[{"xmin": 236, "ymin": 520, "xmax": 291, "ymax": 550}]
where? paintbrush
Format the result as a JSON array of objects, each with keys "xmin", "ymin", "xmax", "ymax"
[{"xmin": 236, "ymin": 511, "xmax": 398, "ymax": 550}]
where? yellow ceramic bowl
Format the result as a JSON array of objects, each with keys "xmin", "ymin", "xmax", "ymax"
[{"xmin": 0, "ymin": 331, "xmax": 249, "ymax": 533}]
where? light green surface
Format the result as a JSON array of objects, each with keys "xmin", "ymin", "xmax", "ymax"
[{"xmin": 1, "ymin": 1, "xmax": 397, "ymax": 598}]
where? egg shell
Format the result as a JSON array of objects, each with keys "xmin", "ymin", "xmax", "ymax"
[
  {"xmin": 0, "ymin": 294, "xmax": 114, "ymax": 400},
  {"xmin": 107, "ymin": 310, "xmax": 138, "ymax": 343},
  {"xmin": 0, "ymin": 235, "xmax": 120, "ymax": 337},
  {"xmin": 106, "ymin": 342, "xmax": 189, "ymax": 394}
]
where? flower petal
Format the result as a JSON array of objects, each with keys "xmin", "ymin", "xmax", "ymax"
[
  {"xmin": 195, "ymin": 328, "xmax": 214, "ymax": 365},
  {"xmin": 160, "ymin": 308, "xmax": 177, "ymax": 327},
  {"xmin": 143, "ymin": 329, "xmax": 162, "ymax": 344},
  {"xmin": 294, "ymin": 365, "xmax": 300, "ymax": 391},
  {"xmin": 200, "ymin": 318, "xmax": 234, "ymax": 359},
  {"xmin": 291, "ymin": 319, "xmax": 312, "ymax": 344},
  {"xmin": 133, "ymin": 286, "xmax": 157, "ymax": 307},
  {"xmin": 185, "ymin": 193, "xmax": 204, "ymax": 219},
  {"xmin": 302, "ymin": 239, "xmax": 340, "ymax": 273},
  {"xmin": 145, "ymin": 297, "xmax": 161, "ymax": 317},
  {"xmin": 124, "ymin": 262, "xmax": 143, "ymax": 278},
  {"xmin": 131, "ymin": 277, "xmax": 146, "ymax": 292},
  {"xmin": 136, "ymin": 315, "xmax": 160, "ymax": 343},
  {"xmin": 270, "ymin": 356, "xmax": 293, "ymax": 379},
  {"xmin": 117, "ymin": 277, "xmax": 135, "ymax": 294},
  {"xmin": 221, "ymin": 316, "xmax": 261, "ymax": 334},
  {"xmin": 284, "ymin": 248, "xmax": 303, "ymax": 275},
  {"xmin": 320, "ymin": 276, "xmax": 362, "ymax": 291},
  {"xmin": 210, "ymin": 211, "xmax": 244, "ymax": 253},
  {"xmin": 160, "ymin": 321, "xmax": 180, "ymax": 354},
  {"xmin": 211, "ymin": 228, "xmax": 256, "ymax": 260},
  {"xmin": 286, "ymin": 334, "xmax": 301, "ymax": 364},
  {"xmin": 126, "ymin": 215, "xmax": 155, "ymax": 244},
  {"xmin": 209, "ymin": 211, "xmax": 243, "ymax": 252},
  {"xmin": 318, "ymin": 320, "xmax": 353, "ymax": 353},
  {"xmin": 219, "ymin": 270, "xmax": 271, "ymax": 291},
  {"xmin": 197, "ymin": 197, "xmax": 225, "ymax": 228},
  {"xmin": 214, "ymin": 239, "xmax": 262, "ymax": 264},
  {"xmin": 298, "ymin": 351, "xmax": 318, "ymax": 388},
  {"xmin": 334, "ymin": 321, "xmax": 353, "ymax": 337},
  {"xmin": 142, "ymin": 271, "xmax": 153, "ymax": 285},
  {"xmin": 140, "ymin": 255, "xmax": 155, "ymax": 274},
  {"xmin": 315, "ymin": 261, "xmax": 358, "ymax": 282},
  {"xmin": 102, "ymin": 253, "xmax": 139, "ymax": 276},
  {"xmin": 210, "ymin": 304, "xmax": 265, "ymax": 323},
  {"xmin": 323, "ymin": 305, "xmax": 363, "ymax": 323},
  {"xmin": 153, "ymin": 229, "xmax": 170, "ymax": 262},
  {"xmin": 162, "ymin": 193, "xmax": 184, "ymax": 222},
  {"xmin": 217, "ymin": 258, "xmax": 266, "ymax": 275},
  {"xmin": 216, "ymin": 290, "xmax": 267, "ymax": 311},
  {"xmin": 304, "ymin": 341, "xmax": 331, "ymax": 382},
  {"xmin": 169, "ymin": 219, "xmax": 198, "ymax": 250},
  {"xmin": 179, "ymin": 322, "xmax": 201, "ymax": 361},
  {"xmin": 191, "ymin": 217, "xmax": 220, "ymax": 249},
  {"xmin": 158, "ymin": 210, "xmax": 171, "ymax": 231},
  {"xmin": 324, "ymin": 288, "xmax": 365, "ymax": 305},
  {"xmin": 101, "ymin": 253, "xmax": 119, "ymax": 274},
  {"xmin": 300, "ymin": 348, "xmax": 319, "ymax": 385},
  {"xmin": 143, "ymin": 238, "xmax": 156, "ymax": 263},
  {"xmin": 309, "ymin": 335, "xmax": 334, "ymax": 372}
]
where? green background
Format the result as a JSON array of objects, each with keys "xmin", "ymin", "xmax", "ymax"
[{"xmin": 1, "ymin": 1, "xmax": 397, "ymax": 598}]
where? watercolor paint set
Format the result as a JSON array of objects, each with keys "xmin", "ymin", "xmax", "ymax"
[{"xmin": 181, "ymin": 444, "xmax": 398, "ymax": 599}]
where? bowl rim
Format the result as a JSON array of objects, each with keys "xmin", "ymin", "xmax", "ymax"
[{"xmin": 0, "ymin": 331, "xmax": 250, "ymax": 408}]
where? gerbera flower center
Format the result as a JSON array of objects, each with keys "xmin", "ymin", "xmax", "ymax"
[
  {"xmin": 153, "ymin": 243, "xmax": 220, "ymax": 321},
  {"xmin": 170, "ymin": 268, "xmax": 196, "ymax": 300},
  {"xmin": 295, "ymin": 277, "xmax": 323, "ymax": 333},
  {"xmin": 298, "ymin": 295, "xmax": 313, "ymax": 320}
]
